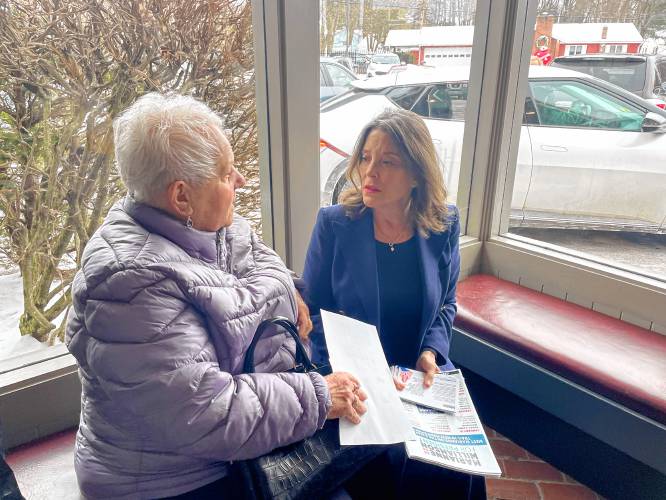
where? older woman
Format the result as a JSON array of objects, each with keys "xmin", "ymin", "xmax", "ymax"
[
  {"xmin": 303, "ymin": 109, "xmax": 484, "ymax": 498},
  {"xmin": 65, "ymin": 93, "xmax": 366, "ymax": 499}
]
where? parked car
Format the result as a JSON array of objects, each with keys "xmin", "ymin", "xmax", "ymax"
[
  {"xmin": 319, "ymin": 66, "xmax": 666, "ymax": 233},
  {"xmin": 367, "ymin": 53, "xmax": 401, "ymax": 77},
  {"xmin": 331, "ymin": 56, "xmax": 355, "ymax": 72},
  {"xmin": 320, "ymin": 58, "xmax": 358, "ymax": 102},
  {"xmin": 552, "ymin": 54, "xmax": 666, "ymax": 109}
]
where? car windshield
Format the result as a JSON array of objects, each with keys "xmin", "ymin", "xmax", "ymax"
[
  {"xmin": 373, "ymin": 54, "xmax": 399, "ymax": 64},
  {"xmin": 554, "ymin": 59, "xmax": 647, "ymax": 93}
]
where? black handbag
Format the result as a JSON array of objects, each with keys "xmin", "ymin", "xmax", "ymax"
[{"xmin": 233, "ymin": 317, "xmax": 385, "ymax": 500}]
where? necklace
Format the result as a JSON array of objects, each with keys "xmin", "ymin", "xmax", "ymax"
[{"xmin": 375, "ymin": 223, "xmax": 410, "ymax": 253}]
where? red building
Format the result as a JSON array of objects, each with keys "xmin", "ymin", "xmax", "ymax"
[{"xmin": 534, "ymin": 17, "xmax": 643, "ymax": 60}]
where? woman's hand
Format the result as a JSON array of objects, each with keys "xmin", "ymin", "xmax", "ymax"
[
  {"xmin": 324, "ymin": 372, "xmax": 367, "ymax": 424},
  {"xmin": 393, "ymin": 376, "xmax": 406, "ymax": 391},
  {"xmin": 416, "ymin": 350, "xmax": 441, "ymax": 388},
  {"xmin": 294, "ymin": 290, "xmax": 313, "ymax": 340}
]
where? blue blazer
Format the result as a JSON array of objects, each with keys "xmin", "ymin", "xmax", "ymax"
[{"xmin": 302, "ymin": 204, "xmax": 461, "ymax": 370}]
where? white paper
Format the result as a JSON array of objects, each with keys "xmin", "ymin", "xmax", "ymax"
[
  {"xmin": 321, "ymin": 310, "xmax": 413, "ymax": 445},
  {"xmin": 392, "ymin": 365, "xmax": 459, "ymax": 414}
]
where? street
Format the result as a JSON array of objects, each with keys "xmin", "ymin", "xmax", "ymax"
[{"xmin": 510, "ymin": 228, "xmax": 666, "ymax": 281}]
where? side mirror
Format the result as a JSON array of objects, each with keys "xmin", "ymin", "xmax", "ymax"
[{"xmin": 641, "ymin": 112, "xmax": 666, "ymax": 133}]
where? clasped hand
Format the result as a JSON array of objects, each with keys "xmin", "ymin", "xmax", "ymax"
[{"xmin": 324, "ymin": 372, "xmax": 367, "ymax": 424}]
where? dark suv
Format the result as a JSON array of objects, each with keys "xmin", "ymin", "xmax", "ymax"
[{"xmin": 552, "ymin": 54, "xmax": 666, "ymax": 109}]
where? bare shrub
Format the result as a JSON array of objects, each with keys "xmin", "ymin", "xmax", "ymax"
[{"xmin": 0, "ymin": 0, "xmax": 260, "ymax": 341}]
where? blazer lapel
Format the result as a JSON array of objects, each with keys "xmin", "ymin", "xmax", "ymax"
[
  {"xmin": 332, "ymin": 210, "xmax": 380, "ymax": 326},
  {"xmin": 417, "ymin": 229, "xmax": 450, "ymax": 340}
]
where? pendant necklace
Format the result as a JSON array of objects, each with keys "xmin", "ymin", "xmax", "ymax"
[{"xmin": 377, "ymin": 224, "xmax": 409, "ymax": 253}]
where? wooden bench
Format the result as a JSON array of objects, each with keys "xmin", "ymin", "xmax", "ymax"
[{"xmin": 451, "ymin": 274, "xmax": 666, "ymax": 478}]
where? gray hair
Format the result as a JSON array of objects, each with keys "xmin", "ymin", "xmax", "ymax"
[{"xmin": 113, "ymin": 92, "xmax": 228, "ymax": 203}]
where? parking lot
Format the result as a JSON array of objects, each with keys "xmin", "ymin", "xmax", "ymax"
[{"xmin": 511, "ymin": 228, "xmax": 666, "ymax": 281}]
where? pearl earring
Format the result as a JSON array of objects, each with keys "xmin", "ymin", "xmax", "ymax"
[{"xmin": 186, "ymin": 216, "xmax": 193, "ymax": 228}]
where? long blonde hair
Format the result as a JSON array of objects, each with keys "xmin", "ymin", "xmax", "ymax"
[{"xmin": 339, "ymin": 109, "xmax": 449, "ymax": 237}]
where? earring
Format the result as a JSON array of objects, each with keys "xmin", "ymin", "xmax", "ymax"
[{"xmin": 186, "ymin": 216, "xmax": 193, "ymax": 228}]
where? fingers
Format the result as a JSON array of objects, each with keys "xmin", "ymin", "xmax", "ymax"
[
  {"xmin": 423, "ymin": 369, "xmax": 436, "ymax": 388},
  {"xmin": 294, "ymin": 291, "xmax": 313, "ymax": 340},
  {"xmin": 393, "ymin": 376, "xmax": 406, "ymax": 391},
  {"xmin": 344, "ymin": 372, "xmax": 361, "ymax": 389},
  {"xmin": 297, "ymin": 316, "xmax": 312, "ymax": 340},
  {"xmin": 324, "ymin": 372, "xmax": 367, "ymax": 424},
  {"xmin": 350, "ymin": 394, "xmax": 367, "ymax": 418},
  {"xmin": 423, "ymin": 365, "xmax": 441, "ymax": 388},
  {"xmin": 343, "ymin": 388, "xmax": 366, "ymax": 424}
]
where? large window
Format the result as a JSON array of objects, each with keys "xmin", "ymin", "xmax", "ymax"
[
  {"xmin": 504, "ymin": 71, "xmax": 666, "ymax": 282},
  {"xmin": 318, "ymin": 0, "xmax": 477, "ymax": 233},
  {"xmin": 494, "ymin": 5, "xmax": 666, "ymax": 329},
  {"xmin": 0, "ymin": 1, "xmax": 261, "ymax": 360}
]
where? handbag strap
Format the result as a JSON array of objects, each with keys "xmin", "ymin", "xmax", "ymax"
[{"xmin": 243, "ymin": 317, "xmax": 317, "ymax": 374}]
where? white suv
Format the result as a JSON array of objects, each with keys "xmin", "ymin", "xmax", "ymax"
[{"xmin": 320, "ymin": 66, "xmax": 666, "ymax": 233}]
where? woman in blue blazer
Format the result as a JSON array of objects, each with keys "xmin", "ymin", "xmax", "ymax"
[
  {"xmin": 303, "ymin": 109, "xmax": 480, "ymax": 499},
  {"xmin": 304, "ymin": 109, "xmax": 460, "ymax": 383}
]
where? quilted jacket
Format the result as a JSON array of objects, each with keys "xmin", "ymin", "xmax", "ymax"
[{"xmin": 65, "ymin": 197, "xmax": 331, "ymax": 499}]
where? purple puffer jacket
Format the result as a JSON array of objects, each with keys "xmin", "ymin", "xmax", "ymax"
[{"xmin": 65, "ymin": 197, "xmax": 331, "ymax": 499}]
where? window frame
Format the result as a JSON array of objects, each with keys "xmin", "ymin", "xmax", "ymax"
[
  {"xmin": 6, "ymin": 0, "xmax": 666, "ymax": 452},
  {"xmin": 567, "ymin": 44, "xmax": 586, "ymax": 55},
  {"xmin": 490, "ymin": 7, "xmax": 666, "ymax": 330},
  {"xmin": 2, "ymin": 0, "xmax": 320, "ymax": 450}
]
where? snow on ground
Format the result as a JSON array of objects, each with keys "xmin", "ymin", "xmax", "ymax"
[{"xmin": 0, "ymin": 268, "xmax": 58, "ymax": 361}]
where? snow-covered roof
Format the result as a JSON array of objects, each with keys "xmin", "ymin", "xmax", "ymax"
[
  {"xmin": 420, "ymin": 26, "xmax": 474, "ymax": 46},
  {"xmin": 385, "ymin": 26, "xmax": 474, "ymax": 48},
  {"xmin": 552, "ymin": 23, "xmax": 643, "ymax": 44},
  {"xmin": 384, "ymin": 29, "xmax": 420, "ymax": 48},
  {"xmin": 386, "ymin": 23, "xmax": 643, "ymax": 48}
]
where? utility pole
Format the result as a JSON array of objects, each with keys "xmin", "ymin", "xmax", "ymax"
[
  {"xmin": 345, "ymin": 0, "xmax": 351, "ymax": 49},
  {"xmin": 321, "ymin": 0, "xmax": 328, "ymax": 55},
  {"xmin": 359, "ymin": 0, "xmax": 364, "ymax": 38}
]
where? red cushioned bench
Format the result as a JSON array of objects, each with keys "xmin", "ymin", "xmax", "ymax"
[
  {"xmin": 454, "ymin": 274, "xmax": 666, "ymax": 426},
  {"xmin": 452, "ymin": 274, "xmax": 666, "ymax": 475},
  {"xmin": 5, "ymin": 428, "xmax": 80, "ymax": 499}
]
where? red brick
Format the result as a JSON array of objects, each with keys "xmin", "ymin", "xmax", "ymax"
[
  {"xmin": 503, "ymin": 459, "xmax": 564, "ymax": 482},
  {"xmin": 490, "ymin": 439, "xmax": 530, "ymax": 459},
  {"xmin": 486, "ymin": 478, "xmax": 541, "ymax": 500},
  {"xmin": 539, "ymin": 482, "xmax": 598, "ymax": 500},
  {"xmin": 526, "ymin": 450, "xmax": 543, "ymax": 461}
]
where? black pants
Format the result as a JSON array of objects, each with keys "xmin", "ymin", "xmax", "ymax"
[{"xmin": 345, "ymin": 445, "xmax": 486, "ymax": 500}]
